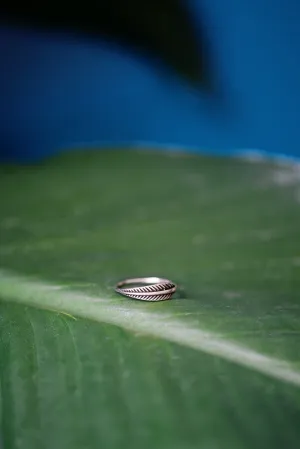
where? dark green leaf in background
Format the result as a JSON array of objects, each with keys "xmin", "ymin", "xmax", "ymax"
[{"xmin": 1, "ymin": 150, "xmax": 300, "ymax": 449}]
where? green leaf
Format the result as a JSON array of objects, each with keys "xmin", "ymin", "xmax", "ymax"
[{"xmin": 1, "ymin": 150, "xmax": 300, "ymax": 449}]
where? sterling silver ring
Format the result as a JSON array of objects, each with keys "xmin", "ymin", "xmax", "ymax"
[{"xmin": 115, "ymin": 277, "xmax": 177, "ymax": 301}]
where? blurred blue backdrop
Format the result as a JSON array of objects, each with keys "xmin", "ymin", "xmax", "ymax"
[{"xmin": 0, "ymin": 0, "xmax": 300, "ymax": 162}]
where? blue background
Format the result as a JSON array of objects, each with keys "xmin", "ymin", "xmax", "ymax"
[{"xmin": 1, "ymin": 0, "xmax": 300, "ymax": 162}]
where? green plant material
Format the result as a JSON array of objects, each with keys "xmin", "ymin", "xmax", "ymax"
[{"xmin": 1, "ymin": 150, "xmax": 300, "ymax": 449}]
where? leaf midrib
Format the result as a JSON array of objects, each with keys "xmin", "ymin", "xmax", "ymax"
[{"xmin": 1, "ymin": 268, "xmax": 300, "ymax": 388}]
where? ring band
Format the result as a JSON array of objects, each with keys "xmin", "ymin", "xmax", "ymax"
[{"xmin": 115, "ymin": 277, "xmax": 177, "ymax": 301}]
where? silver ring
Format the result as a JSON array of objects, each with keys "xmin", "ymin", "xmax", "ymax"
[{"xmin": 115, "ymin": 277, "xmax": 177, "ymax": 301}]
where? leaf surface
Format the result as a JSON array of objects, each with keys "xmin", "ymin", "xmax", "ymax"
[{"xmin": 1, "ymin": 150, "xmax": 300, "ymax": 449}]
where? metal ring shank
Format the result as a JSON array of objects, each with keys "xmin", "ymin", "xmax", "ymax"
[
  {"xmin": 116, "ymin": 277, "xmax": 172, "ymax": 288},
  {"xmin": 115, "ymin": 277, "xmax": 177, "ymax": 301}
]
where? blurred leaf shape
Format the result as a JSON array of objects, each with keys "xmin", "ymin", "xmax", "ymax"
[{"xmin": 1, "ymin": 0, "xmax": 207, "ymax": 85}]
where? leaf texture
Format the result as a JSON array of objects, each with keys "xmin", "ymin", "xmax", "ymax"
[{"xmin": 1, "ymin": 149, "xmax": 300, "ymax": 448}]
